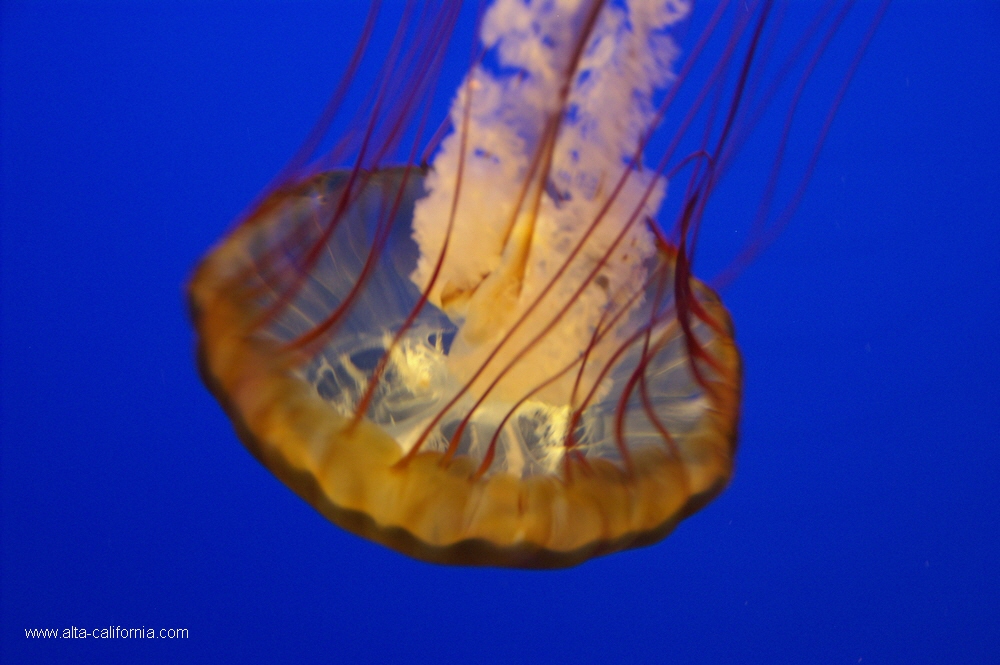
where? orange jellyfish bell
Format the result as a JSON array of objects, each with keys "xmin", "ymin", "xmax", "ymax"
[{"xmin": 190, "ymin": 0, "xmax": 881, "ymax": 567}]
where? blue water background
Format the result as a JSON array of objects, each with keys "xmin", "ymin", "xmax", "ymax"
[{"xmin": 2, "ymin": 2, "xmax": 997, "ymax": 663}]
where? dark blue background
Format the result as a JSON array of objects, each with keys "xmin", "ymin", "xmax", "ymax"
[{"xmin": 2, "ymin": 2, "xmax": 997, "ymax": 663}]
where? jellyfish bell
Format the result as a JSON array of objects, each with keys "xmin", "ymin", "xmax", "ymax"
[{"xmin": 189, "ymin": 0, "xmax": 886, "ymax": 567}]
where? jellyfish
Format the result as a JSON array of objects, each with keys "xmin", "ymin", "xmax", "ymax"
[{"xmin": 189, "ymin": 0, "xmax": 887, "ymax": 567}]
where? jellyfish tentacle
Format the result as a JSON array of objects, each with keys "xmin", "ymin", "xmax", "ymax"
[
  {"xmin": 633, "ymin": 240, "xmax": 682, "ymax": 463},
  {"xmin": 464, "ymin": 251, "xmax": 658, "ymax": 479},
  {"xmin": 274, "ymin": 0, "xmax": 384, "ymax": 186},
  {"xmin": 350, "ymin": 5, "xmax": 485, "ymax": 432},
  {"xmin": 254, "ymin": 2, "xmax": 461, "ymax": 338},
  {"xmin": 295, "ymin": 8, "xmax": 464, "ymax": 351},
  {"xmin": 714, "ymin": 0, "xmax": 892, "ymax": 291},
  {"xmin": 403, "ymin": 0, "xmax": 614, "ymax": 462}
]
